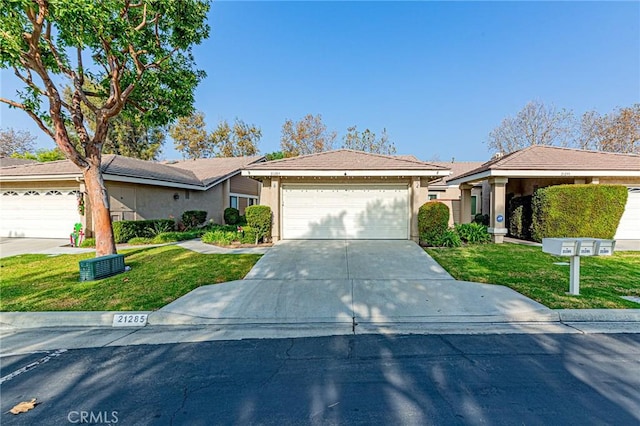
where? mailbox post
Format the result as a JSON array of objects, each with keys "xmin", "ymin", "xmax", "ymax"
[{"xmin": 542, "ymin": 238, "xmax": 615, "ymax": 295}]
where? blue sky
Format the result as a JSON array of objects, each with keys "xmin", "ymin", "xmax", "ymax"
[{"xmin": 1, "ymin": 1, "xmax": 639, "ymax": 161}]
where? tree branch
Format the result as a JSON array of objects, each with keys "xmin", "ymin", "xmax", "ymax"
[{"xmin": 0, "ymin": 97, "xmax": 54, "ymax": 139}]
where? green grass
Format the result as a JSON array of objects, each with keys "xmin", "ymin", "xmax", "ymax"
[
  {"xmin": 0, "ymin": 245, "xmax": 261, "ymax": 312},
  {"xmin": 426, "ymin": 243, "xmax": 640, "ymax": 309}
]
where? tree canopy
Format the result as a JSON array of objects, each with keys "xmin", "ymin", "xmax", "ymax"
[
  {"xmin": 486, "ymin": 101, "xmax": 639, "ymax": 155},
  {"xmin": 280, "ymin": 114, "xmax": 336, "ymax": 157},
  {"xmin": 0, "ymin": 0, "xmax": 210, "ymax": 255},
  {"xmin": 342, "ymin": 126, "xmax": 397, "ymax": 155},
  {"xmin": 0, "ymin": 127, "xmax": 36, "ymax": 157}
]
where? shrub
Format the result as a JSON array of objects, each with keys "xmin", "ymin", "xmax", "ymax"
[
  {"xmin": 80, "ymin": 238, "xmax": 95, "ymax": 248},
  {"xmin": 113, "ymin": 219, "xmax": 175, "ymax": 243},
  {"xmin": 418, "ymin": 201, "xmax": 450, "ymax": 246},
  {"xmin": 508, "ymin": 195, "xmax": 533, "ymax": 240},
  {"xmin": 127, "ymin": 237, "xmax": 153, "ymax": 245},
  {"xmin": 531, "ymin": 184, "xmax": 628, "ymax": 242},
  {"xmin": 224, "ymin": 207, "xmax": 241, "ymax": 225},
  {"xmin": 202, "ymin": 229, "xmax": 236, "ymax": 246},
  {"xmin": 473, "ymin": 213, "xmax": 489, "ymax": 226},
  {"xmin": 455, "ymin": 222, "xmax": 491, "ymax": 244},
  {"xmin": 435, "ymin": 229, "xmax": 462, "ymax": 247},
  {"xmin": 246, "ymin": 205, "xmax": 272, "ymax": 244},
  {"xmin": 238, "ymin": 226, "xmax": 257, "ymax": 244},
  {"xmin": 181, "ymin": 210, "xmax": 207, "ymax": 229}
]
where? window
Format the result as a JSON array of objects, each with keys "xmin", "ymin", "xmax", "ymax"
[
  {"xmin": 471, "ymin": 195, "xmax": 477, "ymax": 216},
  {"xmin": 45, "ymin": 190, "xmax": 63, "ymax": 196},
  {"xmin": 24, "ymin": 191, "xmax": 40, "ymax": 196},
  {"xmin": 2, "ymin": 191, "xmax": 19, "ymax": 196},
  {"xmin": 428, "ymin": 194, "xmax": 438, "ymax": 200},
  {"xmin": 248, "ymin": 198, "xmax": 256, "ymax": 206},
  {"xmin": 230, "ymin": 196, "xmax": 238, "ymax": 209}
]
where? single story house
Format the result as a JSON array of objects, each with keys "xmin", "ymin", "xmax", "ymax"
[
  {"xmin": 0, "ymin": 155, "xmax": 264, "ymax": 238},
  {"xmin": 448, "ymin": 145, "xmax": 640, "ymax": 245},
  {"xmin": 242, "ymin": 149, "xmax": 450, "ymax": 241},
  {"xmin": 428, "ymin": 161, "xmax": 485, "ymax": 225}
]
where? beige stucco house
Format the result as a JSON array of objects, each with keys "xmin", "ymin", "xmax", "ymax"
[
  {"xmin": 0, "ymin": 155, "xmax": 264, "ymax": 238},
  {"xmin": 448, "ymin": 145, "xmax": 640, "ymax": 246},
  {"xmin": 427, "ymin": 161, "xmax": 485, "ymax": 225},
  {"xmin": 242, "ymin": 149, "xmax": 449, "ymax": 242}
]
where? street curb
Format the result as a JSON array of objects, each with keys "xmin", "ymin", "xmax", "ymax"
[
  {"xmin": 2, "ymin": 309, "xmax": 639, "ymax": 330},
  {"xmin": 0, "ymin": 311, "xmax": 152, "ymax": 329},
  {"xmin": 557, "ymin": 309, "xmax": 640, "ymax": 322}
]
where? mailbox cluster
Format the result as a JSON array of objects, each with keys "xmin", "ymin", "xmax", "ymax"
[
  {"xmin": 542, "ymin": 238, "xmax": 616, "ymax": 258},
  {"xmin": 542, "ymin": 238, "xmax": 616, "ymax": 295}
]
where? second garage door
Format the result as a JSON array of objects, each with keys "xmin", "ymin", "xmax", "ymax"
[
  {"xmin": 282, "ymin": 184, "xmax": 409, "ymax": 239},
  {"xmin": 614, "ymin": 188, "xmax": 640, "ymax": 240}
]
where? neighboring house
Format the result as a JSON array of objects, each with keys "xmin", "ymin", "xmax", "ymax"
[
  {"xmin": 428, "ymin": 161, "xmax": 485, "ymax": 225},
  {"xmin": 0, "ymin": 155, "xmax": 264, "ymax": 238},
  {"xmin": 0, "ymin": 157, "xmax": 37, "ymax": 167},
  {"xmin": 448, "ymin": 145, "xmax": 640, "ymax": 245},
  {"xmin": 242, "ymin": 149, "xmax": 450, "ymax": 241}
]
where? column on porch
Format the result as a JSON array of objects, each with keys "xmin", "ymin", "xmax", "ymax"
[
  {"xmin": 459, "ymin": 184, "xmax": 473, "ymax": 224},
  {"xmin": 488, "ymin": 177, "xmax": 509, "ymax": 243},
  {"xmin": 270, "ymin": 176, "xmax": 281, "ymax": 242},
  {"xmin": 410, "ymin": 176, "xmax": 426, "ymax": 242}
]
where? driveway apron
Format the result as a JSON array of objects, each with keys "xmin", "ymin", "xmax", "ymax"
[{"xmin": 156, "ymin": 240, "xmax": 554, "ymax": 327}]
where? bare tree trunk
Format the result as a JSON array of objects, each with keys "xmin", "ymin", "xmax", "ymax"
[{"xmin": 83, "ymin": 164, "xmax": 116, "ymax": 256}]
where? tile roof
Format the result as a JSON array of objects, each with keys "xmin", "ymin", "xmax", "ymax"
[
  {"xmin": 0, "ymin": 154, "xmax": 264, "ymax": 188},
  {"xmin": 453, "ymin": 145, "xmax": 640, "ymax": 182},
  {"xmin": 0, "ymin": 157, "xmax": 38, "ymax": 167},
  {"xmin": 430, "ymin": 161, "xmax": 485, "ymax": 185},
  {"xmin": 169, "ymin": 156, "xmax": 265, "ymax": 186},
  {"xmin": 244, "ymin": 149, "xmax": 448, "ymax": 171}
]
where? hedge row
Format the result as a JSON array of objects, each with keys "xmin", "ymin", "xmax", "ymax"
[
  {"xmin": 112, "ymin": 219, "xmax": 175, "ymax": 243},
  {"xmin": 530, "ymin": 184, "xmax": 627, "ymax": 242}
]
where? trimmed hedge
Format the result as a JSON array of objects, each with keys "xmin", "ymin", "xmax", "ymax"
[
  {"xmin": 508, "ymin": 195, "xmax": 533, "ymax": 240},
  {"xmin": 531, "ymin": 184, "xmax": 628, "ymax": 242},
  {"xmin": 181, "ymin": 210, "xmax": 207, "ymax": 229},
  {"xmin": 224, "ymin": 207, "xmax": 241, "ymax": 225},
  {"xmin": 246, "ymin": 205, "xmax": 272, "ymax": 244},
  {"xmin": 112, "ymin": 219, "xmax": 175, "ymax": 243},
  {"xmin": 418, "ymin": 201, "xmax": 450, "ymax": 246}
]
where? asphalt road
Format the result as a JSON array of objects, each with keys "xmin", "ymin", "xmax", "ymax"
[{"xmin": 1, "ymin": 333, "xmax": 639, "ymax": 425}]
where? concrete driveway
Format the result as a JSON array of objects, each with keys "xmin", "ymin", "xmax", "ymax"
[
  {"xmin": 153, "ymin": 240, "xmax": 555, "ymax": 328},
  {"xmin": 0, "ymin": 237, "xmax": 93, "ymax": 258}
]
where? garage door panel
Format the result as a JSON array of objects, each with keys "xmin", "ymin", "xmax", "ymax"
[
  {"xmin": 282, "ymin": 185, "xmax": 409, "ymax": 240},
  {"xmin": 615, "ymin": 188, "xmax": 640, "ymax": 240},
  {"xmin": 1, "ymin": 191, "xmax": 81, "ymax": 238}
]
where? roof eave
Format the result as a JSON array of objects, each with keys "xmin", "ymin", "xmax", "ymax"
[
  {"xmin": 448, "ymin": 169, "xmax": 640, "ymax": 185},
  {"xmin": 242, "ymin": 169, "xmax": 451, "ymax": 178}
]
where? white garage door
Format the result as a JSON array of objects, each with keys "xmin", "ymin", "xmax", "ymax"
[
  {"xmin": 614, "ymin": 188, "xmax": 640, "ymax": 240},
  {"xmin": 0, "ymin": 189, "xmax": 81, "ymax": 238},
  {"xmin": 282, "ymin": 184, "xmax": 409, "ymax": 239}
]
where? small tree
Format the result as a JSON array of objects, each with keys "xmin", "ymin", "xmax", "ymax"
[
  {"xmin": 418, "ymin": 201, "xmax": 450, "ymax": 246},
  {"xmin": 0, "ymin": 128, "xmax": 36, "ymax": 157},
  {"xmin": 342, "ymin": 126, "xmax": 397, "ymax": 155},
  {"xmin": 245, "ymin": 205, "xmax": 271, "ymax": 244},
  {"xmin": 0, "ymin": 1, "xmax": 210, "ymax": 256}
]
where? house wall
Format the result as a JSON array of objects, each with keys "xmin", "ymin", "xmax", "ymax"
[
  {"xmin": 105, "ymin": 182, "xmax": 227, "ymax": 225},
  {"xmin": 230, "ymin": 174, "xmax": 260, "ymax": 196},
  {"xmin": 428, "ymin": 185, "xmax": 483, "ymax": 225},
  {"xmin": 256, "ymin": 176, "xmax": 430, "ymax": 242}
]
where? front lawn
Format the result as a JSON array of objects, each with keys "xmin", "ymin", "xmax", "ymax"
[
  {"xmin": 0, "ymin": 245, "xmax": 261, "ymax": 312},
  {"xmin": 426, "ymin": 243, "xmax": 640, "ymax": 309}
]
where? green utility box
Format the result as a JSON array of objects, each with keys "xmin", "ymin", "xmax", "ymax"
[{"xmin": 79, "ymin": 254, "xmax": 125, "ymax": 281}]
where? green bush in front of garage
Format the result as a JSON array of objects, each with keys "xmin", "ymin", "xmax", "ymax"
[
  {"xmin": 418, "ymin": 201, "xmax": 452, "ymax": 246},
  {"xmin": 531, "ymin": 184, "xmax": 628, "ymax": 242},
  {"xmin": 245, "ymin": 205, "xmax": 272, "ymax": 244}
]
